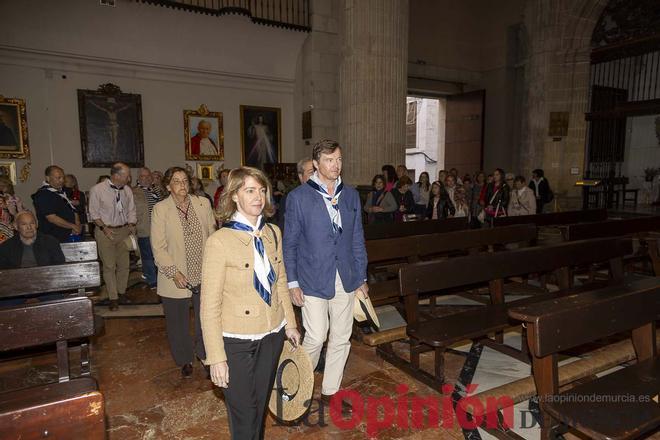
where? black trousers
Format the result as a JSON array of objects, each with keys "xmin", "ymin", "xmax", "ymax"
[
  {"xmin": 222, "ymin": 328, "xmax": 285, "ymax": 440},
  {"xmin": 161, "ymin": 294, "xmax": 206, "ymax": 366}
]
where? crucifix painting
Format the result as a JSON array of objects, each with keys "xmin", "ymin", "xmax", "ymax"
[{"xmin": 78, "ymin": 83, "xmax": 144, "ymax": 168}]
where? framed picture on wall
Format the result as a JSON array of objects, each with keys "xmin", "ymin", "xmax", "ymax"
[
  {"xmin": 197, "ymin": 163, "xmax": 215, "ymax": 182},
  {"xmin": 77, "ymin": 83, "xmax": 144, "ymax": 168},
  {"xmin": 240, "ymin": 105, "xmax": 281, "ymax": 170},
  {"xmin": 0, "ymin": 161, "xmax": 16, "ymax": 185},
  {"xmin": 0, "ymin": 96, "xmax": 30, "ymax": 159},
  {"xmin": 184, "ymin": 104, "xmax": 223, "ymax": 161}
]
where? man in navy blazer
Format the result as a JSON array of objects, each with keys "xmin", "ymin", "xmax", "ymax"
[{"xmin": 283, "ymin": 139, "xmax": 368, "ymax": 407}]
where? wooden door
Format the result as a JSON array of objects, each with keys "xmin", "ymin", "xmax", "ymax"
[{"xmin": 444, "ymin": 90, "xmax": 485, "ymax": 174}]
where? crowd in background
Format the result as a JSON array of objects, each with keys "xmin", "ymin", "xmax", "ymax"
[{"xmin": 364, "ymin": 165, "xmax": 553, "ymax": 227}]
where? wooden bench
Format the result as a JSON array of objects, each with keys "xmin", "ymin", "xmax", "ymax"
[
  {"xmin": 361, "ymin": 224, "xmax": 538, "ymax": 346},
  {"xmin": 0, "ymin": 297, "xmax": 106, "ymax": 439},
  {"xmin": 0, "ymin": 261, "xmax": 101, "ymax": 299},
  {"xmin": 564, "ymin": 215, "xmax": 660, "ymax": 275},
  {"xmin": 509, "ymin": 276, "xmax": 660, "ymax": 440},
  {"xmin": 386, "ymin": 238, "xmax": 632, "ymax": 390},
  {"xmin": 492, "ymin": 208, "xmax": 607, "ymax": 228},
  {"xmin": 61, "ymin": 240, "xmax": 98, "ymax": 263},
  {"xmin": 364, "ymin": 217, "xmax": 469, "ymax": 240}
]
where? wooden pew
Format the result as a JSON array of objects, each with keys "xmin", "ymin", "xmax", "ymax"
[
  {"xmin": 0, "ymin": 297, "xmax": 106, "ymax": 439},
  {"xmin": 564, "ymin": 215, "xmax": 660, "ymax": 275},
  {"xmin": 492, "ymin": 208, "xmax": 607, "ymax": 228},
  {"xmin": 0, "ymin": 262, "xmax": 101, "ymax": 298},
  {"xmin": 364, "ymin": 217, "xmax": 469, "ymax": 241},
  {"xmin": 367, "ymin": 223, "xmax": 538, "ymax": 306},
  {"xmin": 385, "ymin": 238, "xmax": 631, "ymax": 390},
  {"xmin": 60, "ymin": 240, "xmax": 98, "ymax": 263},
  {"xmin": 361, "ymin": 224, "xmax": 537, "ymax": 346},
  {"xmin": 509, "ymin": 277, "xmax": 660, "ymax": 440}
]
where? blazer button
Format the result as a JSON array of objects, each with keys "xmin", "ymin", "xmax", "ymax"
[
  {"xmin": 245, "ymin": 310, "xmax": 250, "ymax": 315},
  {"xmin": 245, "ymin": 263, "xmax": 250, "ymax": 268}
]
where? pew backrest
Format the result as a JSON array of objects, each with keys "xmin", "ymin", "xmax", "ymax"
[
  {"xmin": 60, "ymin": 241, "xmax": 98, "ymax": 263},
  {"xmin": 564, "ymin": 215, "xmax": 660, "ymax": 241},
  {"xmin": 399, "ymin": 237, "xmax": 632, "ymax": 297},
  {"xmin": 0, "ymin": 297, "xmax": 95, "ymax": 352},
  {"xmin": 508, "ymin": 276, "xmax": 660, "ymax": 357},
  {"xmin": 0, "ymin": 262, "xmax": 101, "ymax": 299},
  {"xmin": 492, "ymin": 209, "xmax": 607, "ymax": 228},
  {"xmin": 367, "ymin": 223, "xmax": 537, "ymax": 265},
  {"xmin": 364, "ymin": 217, "xmax": 468, "ymax": 240}
]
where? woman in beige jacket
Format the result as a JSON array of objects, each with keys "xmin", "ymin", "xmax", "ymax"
[
  {"xmin": 201, "ymin": 167, "xmax": 300, "ymax": 440},
  {"xmin": 508, "ymin": 175, "xmax": 537, "ymax": 216},
  {"xmin": 151, "ymin": 167, "xmax": 216, "ymax": 378}
]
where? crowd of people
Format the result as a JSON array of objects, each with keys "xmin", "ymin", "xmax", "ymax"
[
  {"xmin": 0, "ymin": 141, "xmax": 555, "ymax": 439},
  {"xmin": 364, "ymin": 164, "xmax": 553, "ymax": 227}
]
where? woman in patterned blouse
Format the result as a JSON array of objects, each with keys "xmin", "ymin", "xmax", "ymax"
[{"xmin": 151, "ymin": 166, "xmax": 216, "ymax": 378}]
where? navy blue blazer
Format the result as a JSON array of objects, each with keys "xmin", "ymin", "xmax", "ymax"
[{"xmin": 283, "ymin": 182, "xmax": 368, "ymax": 299}]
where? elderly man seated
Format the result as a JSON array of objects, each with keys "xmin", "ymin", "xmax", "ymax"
[
  {"xmin": 0, "ymin": 211, "xmax": 66, "ymax": 307},
  {"xmin": 0, "ymin": 210, "xmax": 65, "ymax": 269}
]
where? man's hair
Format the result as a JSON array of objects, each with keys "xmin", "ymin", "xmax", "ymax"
[
  {"xmin": 532, "ymin": 168, "xmax": 544, "ymax": 178},
  {"xmin": 110, "ymin": 162, "xmax": 128, "ymax": 176},
  {"xmin": 397, "ymin": 165, "xmax": 407, "ymax": 172},
  {"xmin": 44, "ymin": 165, "xmax": 63, "ymax": 176},
  {"xmin": 312, "ymin": 139, "xmax": 341, "ymax": 162},
  {"xmin": 139, "ymin": 167, "xmax": 151, "ymax": 174},
  {"xmin": 514, "ymin": 175, "xmax": 526, "ymax": 184},
  {"xmin": 216, "ymin": 167, "xmax": 274, "ymax": 223},
  {"xmin": 297, "ymin": 157, "xmax": 312, "ymax": 175},
  {"xmin": 14, "ymin": 210, "xmax": 36, "ymax": 225}
]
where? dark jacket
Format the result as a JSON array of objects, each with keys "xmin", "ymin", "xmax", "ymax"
[
  {"xmin": 390, "ymin": 189, "xmax": 416, "ymax": 222},
  {"xmin": 426, "ymin": 195, "xmax": 456, "ymax": 220},
  {"xmin": 529, "ymin": 178, "xmax": 552, "ymax": 204},
  {"xmin": 0, "ymin": 232, "xmax": 66, "ymax": 269},
  {"xmin": 482, "ymin": 182, "xmax": 510, "ymax": 217}
]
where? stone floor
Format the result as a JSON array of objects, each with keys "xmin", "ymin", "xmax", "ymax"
[{"xmin": 1, "ymin": 282, "xmax": 658, "ymax": 439}]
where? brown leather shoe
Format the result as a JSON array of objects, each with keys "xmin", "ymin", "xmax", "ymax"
[
  {"xmin": 109, "ymin": 300, "xmax": 119, "ymax": 311},
  {"xmin": 181, "ymin": 363, "xmax": 193, "ymax": 378},
  {"xmin": 321, "ymin": 393, "xmax": 352, "ymax": 414}
]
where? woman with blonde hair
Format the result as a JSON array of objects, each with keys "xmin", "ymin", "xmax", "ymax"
[
  {"xmin": 0, "ymin": 175, "xmax": 26, "ymax": 219},
  {"xmin": 201, "ymin": 167, "xmax": 300, "ymax": 440}
]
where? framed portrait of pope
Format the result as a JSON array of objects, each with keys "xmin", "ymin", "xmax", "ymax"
[{"xmin": 184, "ymin": 104, "xmax": 224, "ymax": 161}]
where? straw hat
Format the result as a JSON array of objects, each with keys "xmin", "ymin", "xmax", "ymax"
[
  {"xmin": 268, "ymin": 340, "xmax": 315, "ymax": 422},
  {"xmin": 354, "ymin": 290, "xmax": 380, "ymax": 330}
]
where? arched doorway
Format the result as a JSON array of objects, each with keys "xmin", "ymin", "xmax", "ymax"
[{"xmin": 583, "ymin": 0, "xmax": 660, "ymax": 208}]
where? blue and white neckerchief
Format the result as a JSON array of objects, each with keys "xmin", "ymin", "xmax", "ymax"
[
  {"xmin": 307, "ymin": 173, "xmax": 343, "ymax": 234},
  {"xmin": 40, "ymin": 181, "xmax": 76, "ymax": 211},
  {"xmin": 107, "ymin": 179, "xmax": 127, "ymax": 224},
  {"xmin": 223, "ymin": 213, "xmax": 276, "ymax": 306}
]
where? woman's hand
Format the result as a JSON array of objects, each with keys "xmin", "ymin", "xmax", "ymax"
[
  {"xmin": 210, "ymin": 362, "xmax": 229, "ymax": 388},
  {"xmin": 285, "ymin": 328, "xmax": 301, "ymax": 351},
  {"xmin": 174, "ymin": 271, "xmax": 188, "ymax": 289}
]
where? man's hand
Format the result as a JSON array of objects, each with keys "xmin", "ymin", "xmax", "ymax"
[
  {"xmin": 289, "ymin": 287, "xmax": 304, "ymax": 307},
  {"xmin": 174, "ymin": 271, "xmax": 188, "ymax": 289},
  {"xmin": 103, "ymin": 227, "xmax": 115, "ymax": 240},
  {"xmin": 372, "ymin": 206, "xmax": 384, "ymax": 213},
  {"xmin": 285, "ymin": 328, "xmax": 301, "ymax": 350},
  {"xmin": 128, "ymin": 224, "xmax": 137, "ymax": 235},
  {"xmin": 356, "ymin": 282, "xmax": 369, "ymax": 299},
  {"xmin": 210, "ymin": 361, "xmax": 229, "ymax": 388},
  {"xmin": 72, "ymin": 223, "xmax": 82, "ymax": 235}
]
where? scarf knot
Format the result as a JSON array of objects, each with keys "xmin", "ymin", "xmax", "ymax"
[
  {"xmin": 223, "ymin": 214, "xmax": 276, "ymax": 306},
  {"xmin": 307, "ymin": 175, "xmax": 344, "ymax": 234}
]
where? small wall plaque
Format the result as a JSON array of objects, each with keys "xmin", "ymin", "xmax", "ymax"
[{"xmin": 548, "ymin": 112, "xmax": 569, "ymax": 137}]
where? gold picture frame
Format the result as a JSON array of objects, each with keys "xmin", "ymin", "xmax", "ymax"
[
  {"xmin": 240, "ymin": 105, "xmax": 281, "ymax": 169},
  {"xmin": 197, "ymin": 163, "xmax": 215, "ymax": 182},
  {"xmin": 0, "ymin": 96, "xmax": 30, "ymax": 159},
  {"xmin": 184, "ymin": 104, "xmax": 224, "ymax": 161},
  {"xmin": 0, "ymin": 161, "xmax": 17, "ymax": 185}
]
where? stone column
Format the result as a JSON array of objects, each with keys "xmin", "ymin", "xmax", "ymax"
[{"xmin": 339, "ymin": 0, "xmax": 409, "ymax": 185}]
